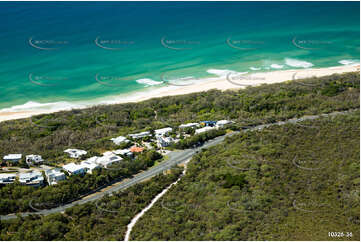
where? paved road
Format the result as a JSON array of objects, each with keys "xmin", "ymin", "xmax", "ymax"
[{"xmin": 0, "ymin": 109, "xmax": 355, "ymax": 220}]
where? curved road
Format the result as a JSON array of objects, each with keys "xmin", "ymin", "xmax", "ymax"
[{"xmin": 0, "ymin": 110, "xmax": 355, "ymax": 220}]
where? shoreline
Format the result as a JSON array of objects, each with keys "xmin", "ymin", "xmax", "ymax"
[{"xmin": 0, "ymin": 64, "xmax": 359, "ymax": 123}]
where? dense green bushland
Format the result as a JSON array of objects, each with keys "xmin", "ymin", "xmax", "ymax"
[
  {"xmin": 129, "ymin": 112, "xmax": 360, "ymax": 241},
  {"xmin": 0, "ymin": 72, "xmax": 359, "ymax": 240},
  {"xmin": 0, "ymin": 72, "xmax": 359, "ymax": 163},
  {"xmin": 0, "ymin": 169, "xmax": 182, "ymax": 241},
  {"xmin": 173, "ymin": 129, "xmax": 227, "ymax": 149},
  {"xmin": 0, "ymin": 150, "xmax": 162, "ymax": 215}
]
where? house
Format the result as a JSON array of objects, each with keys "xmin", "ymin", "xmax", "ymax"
[
  {"xmin": 130, "ymin": 146, "xmax": 145, "ymax": 153},
  {"xmin": 113, "ymin": 149, "xmax": 133, "ymax": 157},
  {"xmin": 25, "ymin": 155, "xmax": 44, "ymax": 165},
  {"xmin": 128, "ymin": 131, "xmax": 151, "ymax": 139},
  {"xmin": 195, "ymin": 126, "xmax": 216, "ymax": 134},
  {"xmin": 62, "ymin": 163, "xmax": 86, "ymax": 175},
  {"xmin": 19, "ymin": 171, "xmax": 44, "ymax": 187},
  {"xmin": 81, "ymin": 159, "xmax": 101, "ymax": 174},
  {"xmin": 154, "ymin": 127, "xmax": 172, "ymax": 137},
  {"xmin": 96, "ymin": 154, "xmax": 123, "ymax": 168},
  {"xmin": 3, "ymin": 154, "xmax": 22, "ymax": 164},
  {"xmin": 200, "ymin": 121, "xmax": 217, "ymax": 127},
  {"xmin": 64, "ymin": 149, "xmax": 87, "ymax": 159},
  {"xmin": 110, "ymin": 136, "xmax": 130, "ymax": 145},
  {"xmin": 45, "ymin": 168, "xmax": 66, "ymax": 185},
  {"xmin": 179, "ymin": 123, "xmax": 199, "ymax": 129},
  {"xmin": 156, "ymin": 136, "xmax": 174, "ymax": 148},
  {"xmin": 0, "ymin": 173, "xmax": 17, "ymax": 184},
  {"xmin": 216, "ymin": 120, "xmax": 233, "ymax": 128}
]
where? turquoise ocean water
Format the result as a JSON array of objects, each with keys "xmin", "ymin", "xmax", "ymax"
[{"xmin": 0, "ymin": 1, "xmax": 359, "ymax": 111}]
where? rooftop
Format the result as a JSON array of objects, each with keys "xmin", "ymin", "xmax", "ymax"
[
  {"xmin": 3, "ymin": 154, "xmax": 22, "ymax": 160},
  {"xmin": 110, "ymin": 136, "xmax": 130, "ymax": 145},
  {"xmin": 130, "ymin": 146, "xmax": 145, "ymax": 153}
]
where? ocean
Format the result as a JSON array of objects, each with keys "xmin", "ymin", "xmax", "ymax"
[{"xmin": 0, "ymin": 1, "xmax": 359, "ymax": 112}]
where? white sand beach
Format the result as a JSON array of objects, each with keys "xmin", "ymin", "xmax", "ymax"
[{"xmin": 0, "ymin": 64, "xmax": 359, "ymax": 123}]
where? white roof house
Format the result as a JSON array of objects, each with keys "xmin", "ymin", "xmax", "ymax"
[
  {"xmin": 195, "ymin": 126, "xmax": 216, "ymax": 134},
  {"xmin": 113, "ymin": 149, "xmax": 133, "ymax": 157},
  {"xmin": 156, "ymin": 136, "xmax": 174, "ymax": 148},
  {"xmin": 64, "ymin": 149, "xmax": 87, "ymax": 159},
  {"xmin": 110, "ymin": 136, "xmax": 130, "ymax": 145},
  {"xmin": 3, "ymin": 154, "xmax": 22, "ymax": 163},
  {"xmin": 45, "ymin": 168, "xmax": 66, "ymax": 185},
  {"xmin": 154, "ymin": 127, "xmax": 173, "ymax": 137},
  {"xmin": 0, "ymin": 173, "xmax": 17, "ymax": 184},
  {"xmin": 96, "ymin": 154, "xmax": 123, "ymax": 168},
  {"xmin": 26, "ymin": 155, "xmax": 44, "ymax": 165},
  {"xmin": 128, "ymin": 131, "xmax": 151, "ymax": 139},
  {"xmin": 179, "ymin": 123, "xmax": 199, "ymax": 129},
  {"xmin": 81, "ymin": 158, "xmax": 101, "ymax": 174},
  {"xmin": 19, "ymin": 171, "xmax": 44, "ymax": 187},
  {"xmin": 62, "ymin": 163, "xmax": 86, "ymax": 175},
  {"xmin": 216, "ymin": 120, "xmax": 233, "ymax": 127}
]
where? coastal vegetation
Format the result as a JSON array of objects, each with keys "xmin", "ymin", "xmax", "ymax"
[
  {"xmin": 0, "ymin": 72, "xmax": 359, "ymax": 216},
  {"xmin": 130, "ymin": 111, "xmax": 360, "ymax": 241},
  {"xmin": 0, "ymin": 169, "xmax": 182, "ymax": 240},
  {"xmin": 0, "ymin": 110, "xmax": 358, "ymax": 241}
]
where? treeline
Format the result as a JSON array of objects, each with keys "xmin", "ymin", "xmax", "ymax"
[
  {"xmin": 173, "ymin": 129, "xmax": 227, "ymax": 149},
  {"xmin": 0, "ymin": 168, "xmax": 182, "ymax": 240},
  {"xmin": 0, "ymin": 150, "xmax": 162, "ymax": 215},
  {"xmin": 129, "ymin": 111, "xmax": 360, "ymax": 241},
  {"xmin": 0, "ymin": 72, "xmax": 359, "ymax": 163}
]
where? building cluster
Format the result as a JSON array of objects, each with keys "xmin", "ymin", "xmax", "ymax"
[{"xmin": 1, "ymin": 119, "xmax": 233, "ymax": 187}]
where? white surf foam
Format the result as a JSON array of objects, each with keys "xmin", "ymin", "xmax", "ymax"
[
  {"xmin": 207, "ymin": 69, "xmax": 248, "ymax": 77},
  {"xmin": 338, "ymin": 59, "xmax": 360, "ymax": 66},
  {"xmin": 0, "ymin": 101, "xmax": 86, "ymax": 113},
  {"xmin": 250, "ymin": 67, "xmax": 261, "ymax": 71},
  {"xmin": 136, "ymin": 78, "xmax": 163, "ymax": 86},
  {"xmin": 270, "ymin": 64, "xmax": 284, "ymax": 69},
  {"xmin": 285, "ymin": 58, "xmax": 314, "ymax": 68}
]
